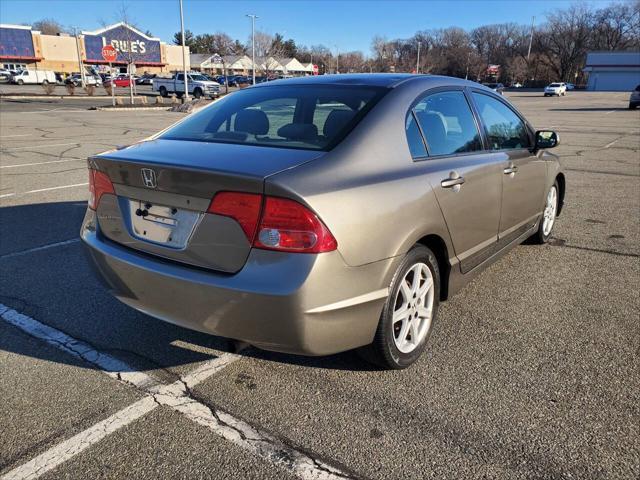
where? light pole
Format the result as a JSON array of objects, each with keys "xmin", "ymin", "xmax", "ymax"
[
  {"xmin": 246, "ymin": 14, "xmax": 258, "ymax": 84},
  {"xmin": 526, "ymin": 16, "xmax": 535, "ymax": 84},
  {"xmin": 465, "ymin": 51, "xmax": 471, "ymax": 80},
  {"xmin": 72, "ymin": 26, "xmax": 85, "ymax": 87},
  {"xmin": 416, "ymin": 41, "xmax": 421, "ymax": 74},
  {"xmin": 179, "ymin": 0, "xmax": 189, "ymax": 101}
]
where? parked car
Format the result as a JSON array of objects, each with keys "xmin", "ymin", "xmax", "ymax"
[
  {"xmin": 65, "ymin": 73, "xmax": 102, "ymax": 87},
  {"xmin": 565, "ymin": 83, "xmax": 575, "ymax": 90},
  {"xmin": 82, "ymin": 74, "xmax": 564, "ymax": 369},
  {"xmin": 136, "ymin": 73, "xmax": 156, "ymax": 85},
  {"xmin": 629, "ymin": 84, "xmax": 640, "ymax": 109},
  {"xmin": 511, "ymin": 82, "xmax": 523, "ymax": 88},
  {"xmin": 11, "ymin": 69, "xmax": 56, "ymax": 85},
  {"xmin": 153, "ymin": 72, "xmax": 220, "ymax": 98},
  {"xmin": 483, "ymin": 82, "xmax": 504, "ymax": 95},
  {"xmin": 544, "ymin": 82, "xmax": 567, "ymax": 96},
  {"xmin": 0, "ymin": 68, "xmax": 11, "ymax": 83},
  {"xmin": 105, "ymin": 74, "xmax": 134, "ymax": 88}
]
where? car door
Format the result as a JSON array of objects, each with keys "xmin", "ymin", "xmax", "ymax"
[
  {"xmin": 470, "ymin": 91, "xmax": 547, "ymax": 244},
  {"xmin": 408, "ymin": 89, "xmax": 503, "ymax": 273}
]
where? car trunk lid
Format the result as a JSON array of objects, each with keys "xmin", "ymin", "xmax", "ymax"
[{"xmin": 91, "ymin": 139, "xmax": 321, "ymax": 273}]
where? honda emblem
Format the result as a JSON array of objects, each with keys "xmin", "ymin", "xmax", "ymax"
[{"xmin": 141, "ymin": 168, "xmax": 157, "ymax": 188}]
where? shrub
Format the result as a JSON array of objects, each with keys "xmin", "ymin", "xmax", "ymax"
[
  {"xmin": 65, "ymin": 83, "xmax": 75, "ymax": 96},
  {"xmin": 84, "ymin": 85, "xmax": 95, "ymax": 96},
  {"xmin": 41, "ymin": 83, "xmax": 56, "ymax": 95}
]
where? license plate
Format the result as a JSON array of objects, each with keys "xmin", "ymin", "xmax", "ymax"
[{"xmin": 128, "ymin": 200, "xmax": 200, "ymax": 249}]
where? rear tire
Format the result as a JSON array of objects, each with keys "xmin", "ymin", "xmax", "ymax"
[
  {"xmin": 159, "ymin": 86, "xmax": 168, "ymax": 97},
  {"xmin": 530, "ymin": 181, "xmax": 559, "ymax": 244},
  {"xmin": 42, "ymin": 79, "xmax": 48, "ymax": 85},
  {"xmin": 358, "ymin": 245, "xmax": 440, "ymax": 369}
]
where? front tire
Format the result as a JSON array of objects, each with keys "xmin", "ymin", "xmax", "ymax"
[
  {"xmin": 530, "ymin": 181, "xmax": 559, "ymax": 244},
  {"xmin": 17, "ymin": 79, "xmax": 24, "ymax": 85},
  {"xmin": 193, "ymin": 87, "xmax": 203, "ymax": 99},
  {"xmin": 359, "ymin": 245, "xmax": 440, "ymax": 369}
]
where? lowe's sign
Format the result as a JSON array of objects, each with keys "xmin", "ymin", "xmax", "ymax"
[{"xmin": 83, "ymin": 23, "xmax": 162, "ymax": 64}]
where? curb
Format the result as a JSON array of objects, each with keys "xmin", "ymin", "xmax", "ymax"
[
  {"xmin": 0, "ymin": 95, "xmax": 153, "ymax": 100},
  {"xmin": 92, "ymin": 106, "xmax": 173, "ymax": 111}
]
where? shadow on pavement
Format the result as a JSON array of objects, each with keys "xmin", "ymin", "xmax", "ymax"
[
  {"xmin": 548, "ymin": 107, "xmax": 629, "ymax": 112},
  {"xmin": 0, "ymin": 201, "xmax": 375, "ymax": 375}
]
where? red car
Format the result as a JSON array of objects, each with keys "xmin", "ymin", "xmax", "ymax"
[{"xmin": 106, "ymin": 75, "xmax": 134, "ymax": 87}]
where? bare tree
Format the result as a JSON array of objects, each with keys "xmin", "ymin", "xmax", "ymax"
[
  {"xmin": 32, "ymin": 18, "xmax": 67, "ymax": 35},
  {"xmin": 592, "ymin": 1, "xmax": 640, "ymax": 50},
  {"xmin": 102, "ymin": 4, "xmax": 160, "ymax": 103},
  {"xmin": 536, "ymin": 4, "xmax": 593, "ymax": 82}
]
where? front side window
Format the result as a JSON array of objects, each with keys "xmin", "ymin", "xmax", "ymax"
[
  {"xmin": 472, "ymin": 92, "xmax": 530, "ymax": 150},
  {"xmin": 160, "ymin": 85, "xmax": 387, "ymax": 151},
  {"xmin": 413, "ymin": 91, "xmax": 482, "ymax": 156}
]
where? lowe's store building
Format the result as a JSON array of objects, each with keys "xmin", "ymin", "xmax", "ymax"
[{"xmin": 0, "ymin": 22, "xmax": 189, "ymax": 75}]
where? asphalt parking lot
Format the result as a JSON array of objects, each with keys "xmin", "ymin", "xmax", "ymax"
[{"xmin": 0, "ymin": 91, "xmax": 638, "ymax": 479}]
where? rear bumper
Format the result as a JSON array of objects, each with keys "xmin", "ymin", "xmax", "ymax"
[{"xmin": 81, "ymin": 209, "xmax": 399, "ymax": 356}]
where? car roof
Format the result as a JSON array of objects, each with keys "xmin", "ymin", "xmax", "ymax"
[{"xmin": 251, "ymin": 73, "xmax": 480, "ymax": 89}]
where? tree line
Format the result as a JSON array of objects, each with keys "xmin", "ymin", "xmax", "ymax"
[
  {"xmin": 174, "ymin": 1, "xmax": 638, "ymax": 83},
  {"xmin": 26, "ymin": 1, "xmax": 639, "ymax": 83}
]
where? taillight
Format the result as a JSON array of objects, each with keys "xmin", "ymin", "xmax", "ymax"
[
  {"xmin": 208, "ymin": 192, "xmax": 337, "ymax": 253},
  {"xmin": 254, "ymin": 197, "xmax": 337, "ymax": 253},
  {"xmin": 208, "ymin": 192, "xmax": 263, "ymax": 241},
  {"xmin": 88, "ymin": 169, "xmax": 115, "ymax": 210}
]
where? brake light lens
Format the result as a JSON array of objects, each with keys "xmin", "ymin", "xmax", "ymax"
[
  {"xmin": 88, "ymin": 169, "xmax": 115, "ymax": 210},
  {"xmin": 254, "ymin": 197, "xmax": 337, "ymax": 253},
  {"xmin": 208, "ymin": 192, "xmax": 263, "ymax": 242},
  {"xmin": 208, "ymin": 192, "xmax": 337, "ymax": 253}
]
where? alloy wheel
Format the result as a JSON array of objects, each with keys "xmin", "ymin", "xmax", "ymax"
[
  {"xmin": 392, "ymin": 263, "xmax": 434, "ymax": 354},
  {"xmin": 542, "ymin": 185, "xmax": 558, "ymax": 237}
]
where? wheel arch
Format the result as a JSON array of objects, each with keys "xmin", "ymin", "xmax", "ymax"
[{"xmin": 416, "ymin": 234, "xmax": 451, "ymax": 301}]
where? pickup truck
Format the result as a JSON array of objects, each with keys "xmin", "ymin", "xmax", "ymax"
[{"xmin": 153, "ymin": 72, "xmax": 220, "ymax": 99}]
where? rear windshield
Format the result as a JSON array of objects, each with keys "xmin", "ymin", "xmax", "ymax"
[
  {"xmin": 160, "ymin": 84, "xmax": 388, "ymax": 151},
  {"xmin": 549, "ymin": 83, "xmax": 561, "ymax": 87}
]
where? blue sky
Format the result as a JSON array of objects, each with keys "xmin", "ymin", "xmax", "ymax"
[{"xmin": 0, "ymin": 0, "xmax": 619, "ymax": 54}]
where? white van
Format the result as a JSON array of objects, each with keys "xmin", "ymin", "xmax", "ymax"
[{"xmin": 11, "ymin": 70, "xmax": 57, "ymax": 85}]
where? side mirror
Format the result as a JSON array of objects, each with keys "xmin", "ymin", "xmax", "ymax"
[{"xmin": 535, "ymin": 130, "xmax": 560, "ymax": 149}]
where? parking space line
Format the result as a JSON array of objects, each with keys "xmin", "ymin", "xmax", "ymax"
[
  {"xmin": 0, "ymin": 305, "xmax": 353, "ymax": 480},
  {"xmin": 1, "ymin": 158, "xmax": 84, "ymax": 169},
  {"xmin": 1, "ymin": 397, "xmax": 158, "ymax": 480},
  {"xmin": 0, "ymin": 304, "xmax": 162, "ymax": 390},
  {"xmin": 1, "ymin": 183, "xmax": 88, "ymax": 199},
  {"xmin": 0, "ymin": 238, "xmax": 81, "ymax": 260},
  {"xmin": 0, "ymin": 134, "xmax": 32, "ymax": 138},
  {"xmin": 1, "ymin": 142, "xmax": 79, "ymax": 151}
]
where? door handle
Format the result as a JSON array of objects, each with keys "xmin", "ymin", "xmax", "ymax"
[
  {"xmin": 441, "ymin": 177, "xmax": 465, "ymax": 188},
  {"xmin": 441, "ymin": 170, "xmax": 465, "ymax": 192},
  {"xmin": 503, "ymin": 165, "xmax": 518, "ymax": 175}
]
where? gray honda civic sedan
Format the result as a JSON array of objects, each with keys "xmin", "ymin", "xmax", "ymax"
[{"xmin": 81, "ymin": 74, "xmax": 564, "ymax": 369}]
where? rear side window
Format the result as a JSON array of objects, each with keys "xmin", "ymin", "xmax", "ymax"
[
  {"xmin": 161, "ymin": 85, "xmax": 388, "ymax": 151},
  {"xmin": 405, "ymin": 113, "xmax": 427, "ymax": 158},
  {"xmin": 412, "ymin": 91, "xmax": 482, "ymax": 156},
  {"xmin": 472, "ymin": 92, "xmax": 530, "ymax": 150}
]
